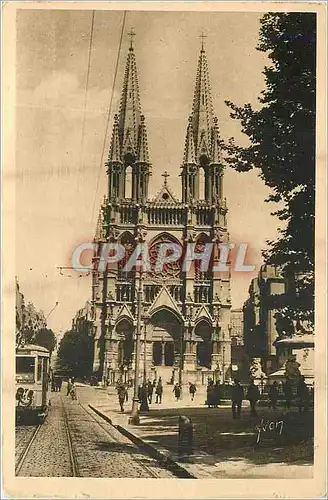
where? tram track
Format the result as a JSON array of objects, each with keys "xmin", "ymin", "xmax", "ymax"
[
  {"xmin": 61, "ymin": 397, "xmax": 80, "ymax": 477},
  {"xmin": 15, "ymin": 424, "xmax": 42, "ymax": 476},
  {"xmin": 80, "ymin": 403, "xmax": 165, "ymax": 478}
]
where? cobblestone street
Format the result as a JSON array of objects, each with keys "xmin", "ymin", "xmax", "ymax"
[{"xmin": 15, "ymin": 390, "xmax": 175, "ymax": 478}]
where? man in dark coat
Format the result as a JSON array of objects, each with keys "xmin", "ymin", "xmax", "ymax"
[
  {"xmin": 173, "ymin": 383, "xmax": 181, "ymax": 401},
  {"xmin": 189, "ymin": 382, "xmax": 197, "ymax": 401},
  {"xmin": 231, "ymin": 379, "xmax": 244, "ymax": 419},
  {"xmin": 155, "ymin": 377, "xmax": 163, "ymax": 403},
  {"xmin": 117, "ymin": 381, "xmax": 128, "ymax": 412},
  {"xmin": 246, "ymin": 380, "xmax": 261, "ymax": 416},
  {"xmin": 147, "ymin": 379, "xmax": 154, "ymax": 404}
]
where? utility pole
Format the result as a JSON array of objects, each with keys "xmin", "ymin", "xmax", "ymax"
[
  {"xmin": 143, "ymin": 322, "xmax": 147, "ymax": 384},
  {"xmin": 129, "ymin": 269, "xmax": 143, "ymax": 425}
]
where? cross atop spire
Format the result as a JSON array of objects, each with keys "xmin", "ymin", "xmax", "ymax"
[
  {"xmin": 162, "ymin": 170, "xmax": 170, "ymax": 186},
  {"xmin": 199, "ymin": 32, "xmax": 207, "ymax": 52},
  {"xmin": 127, "ymin": 27, "xmax": 136, "ymax": 50}
]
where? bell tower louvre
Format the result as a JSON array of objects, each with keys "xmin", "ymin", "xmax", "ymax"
[{"xmin": 92, "ymin": 34, "xmax": 232, "ymax": 387}]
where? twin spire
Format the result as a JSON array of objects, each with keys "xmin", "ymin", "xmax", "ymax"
[
  {"xmin": 183, "ymin": 40, "xmax": 221, "ymax": 166},
  {"xmin": 107, "ymin": 31, "xmax": 222, "ymax": 199},
  {"xmin": 108, "ymin": 31, "xmax": 150, "ymax": 167}
]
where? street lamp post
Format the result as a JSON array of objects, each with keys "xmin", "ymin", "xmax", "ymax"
[
  {"xmin": 129, "ymin": 269, "xmax": 143, "ymax": 425},
  {"xmin": 143, "ymin": 322, "xmax": 147, "ymax": 384},
  {"xmin": 223, "ymin": 344, "xmax": 226, "ymax": 383}
]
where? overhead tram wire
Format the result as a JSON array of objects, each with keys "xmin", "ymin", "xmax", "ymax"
[
  {"xmin": 90, "ymin": 10, "xmax": 127, "ymax": 226},
  {"xmin": 77, "ymin": 10, "xmax": 95, "ymax": 191}
]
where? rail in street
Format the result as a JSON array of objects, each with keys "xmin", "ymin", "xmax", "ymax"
[{"xmin": 15, "ymin": 392, "xmax": 175, "ymax": 478}]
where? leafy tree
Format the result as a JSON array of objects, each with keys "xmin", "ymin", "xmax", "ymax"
[
  {"xmin": 57, "ymin": 329, "xmax": 93, "ymax": 378},
  {"xmin": 224, "ymin": 12, "xmax": 316, "ymax": 329},
  {"xmin": 34, "ymin": 328, "xmax": 57, "ymax": 353}
]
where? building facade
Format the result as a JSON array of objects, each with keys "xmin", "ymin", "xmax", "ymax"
[
  {"xmin": 92, "ymin": 37, "xmax": 232, "ymax": 386},
  {"xmin": 243, "ymin": 264, "xmax": 285, "ymax": 374}
]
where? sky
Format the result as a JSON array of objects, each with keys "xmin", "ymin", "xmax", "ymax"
[{"xmin": 16, "ymin": 9, "xmax": 281, "ymax": 334}]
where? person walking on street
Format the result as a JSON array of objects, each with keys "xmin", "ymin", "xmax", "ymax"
[
  {"xmin": 117, "ymin": 380, "xmax": 128, "ymax": 412},
  {"xmin": 231, "ymin": 379, "xmax": 244, "ymax": 419},
  {"xmin": 70, "ymin": 381, "xmax": 77, "ymax": 400},
  {"xmin": 155, "ymin": 377, "xmax": 163, "ymax": 403},
  {"xmin": 246, "ymin": 380, "xmax": 261, "ymax": 417},
  {"xmin": 147, "ymin": 379, "xmax": 154, "ymax": 404},
  {"xmin": 206, "ymin": 379, "xmax": 215, "ymax": 408},
  {"xmin": 268, "ymin": 381, "xmax": 279, "ymax": 410},
  {"xmin": 213, "ymin": 381, "xmax": 221, "ymax": 408},
  {"xmin": 66, "ymin": 378, "xmax": 73, "ymax": 396},
  {"xmin": 173, "ymin": 383, "xmax": 181, "ymax": 401},
  {"xmin": 189, "ymin": 382, "xmax": 196, "ymax": 401}
]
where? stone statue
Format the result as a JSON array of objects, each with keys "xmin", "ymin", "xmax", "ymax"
[
  {"xmin": 249, "ymin": 358, "xmax": 266, "ymax": 380},
  {"xmin": 284, "ymin": 357, "xmax": 301, "ymax": 384}
]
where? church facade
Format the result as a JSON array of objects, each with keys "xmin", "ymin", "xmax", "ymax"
[{"xmin": 91, "ymin": 36, "xmax": 232, "ymax": 386}]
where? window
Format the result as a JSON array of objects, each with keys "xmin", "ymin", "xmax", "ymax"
[
  {"xmin": 16, "ymin": 356, "xmax": 35, "ymax": 383},
  {"xmin": 37, "ymin": 358, "xmax": 43, "ymax": 381}
]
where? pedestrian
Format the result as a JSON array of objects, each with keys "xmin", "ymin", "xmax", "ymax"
[
  {"xmin": 213, "ymin": 381, "xmax": 221, "ymax": 407},
  {"xmin": 246, "ymin": 379, "xmax": 260, "ymax": 417},
  {"xmin": 66, "ymin": 377, "xmax": 72, "ymax": 396},
  {"xmin": 147, "ymin": 379, "xmax": 154, "ymax": 404},
  {"xmin": 268, "ymin": 381, "xmax": 279, "ymax": 410},
  {"xmin": 51, "ymin": 376, "xmax": 56, "ymax": 392},
  {"xmin": 189, "ymin": 382, "xmax": 197, "ymax": 401},
  {"xmin": 206, "ymin": 379, "xmax": 215, "ymax": 408},
  {"xmin": 70, "ymin": 381, "xmax": 77, "ymax": 401},
  {"xmin": 297, "ymin": 375, "xmax": 310, "ymax": 412},
  {"xmin": 155, "ymin": 377, "xmax": 163, "ymax": 403},
  {"xmin": 139, "ymin": 382, "xmax": 149, "ymax": 412},
  {"xmin": 173, "ymin": 383, "xmax": 181, "ymax": 401},
  {"xmin": 117, "ymin": 381, "xmax": 128, "ymax": 412},
  {"xmin": 231, "ymin": 379, "xmax": 244, "ymax": 419},
  {"xmin": 283, "ymin": 377, "xmax": 293, "ymax": 410}
]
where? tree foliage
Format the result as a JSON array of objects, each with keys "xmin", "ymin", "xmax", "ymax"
[
  {"xmin": 57, "ymin": 329, "xmax": 94, "ymax": 378},
  {"xmin": 34, "ymin": 328, "xmax": 57, "ymax": 353},
  {"xmin": 224, "ymin": 12, "xmax": 316, "ymax": 328}
]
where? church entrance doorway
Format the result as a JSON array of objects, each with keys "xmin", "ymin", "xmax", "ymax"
[
  {"xmin": 116, "ymin": 320, "xmax": 134, "ymax": 378},
  {"xmin": 150, "ymin": 308, "xmax": 182, "ymax": 369},
  {"xmin": 164, "ymin": 342, "xmax": 174, "ymax": 366},
  {"xmin": 195, "ymin": 320, "xmax": 212, "ymax": 369}
]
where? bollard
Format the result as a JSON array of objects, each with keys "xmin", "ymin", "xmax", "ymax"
[{"xmin": 178, "ymin": 415, "xmax": 193, "ymax": 456}]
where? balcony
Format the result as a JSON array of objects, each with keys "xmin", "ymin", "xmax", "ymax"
[
  {"xmin": 194, "ymin": 282, "xmax": 211, "ymax": 303},
  {"xmin": 143, "ymin": 283, "xmax": 183, "ymax": 304},
  {"xmin": 147, "ymin": 206, "xmax": 186, "ymax": 225},
  {"xmin": 116, "ymin": 282, "xmax": 134, "ymax": 302}
]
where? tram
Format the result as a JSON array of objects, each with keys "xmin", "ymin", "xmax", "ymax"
[{"xmin": 15, "ymin": 343, "xmax": 51, "ymax": 423}]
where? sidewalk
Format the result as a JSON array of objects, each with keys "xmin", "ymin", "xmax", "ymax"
[{"xmin": 74, "ymin": 384, "xmax": 314, "ymax": 479}]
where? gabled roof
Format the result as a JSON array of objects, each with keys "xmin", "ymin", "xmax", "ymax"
[
  {"xmin": 147, "ymin": 286, "xmax": 181, "ymax": 317},
  {"xmin": 152, "ymin": 184, "xmax": 179, "ymax": 204},
  {"xmin": 116, "ymin": 303, "xmax": 135, "ymax": 322},
  {"xmin": 194, "ymin": 304, "xmax": 212, "ymax": 323}
]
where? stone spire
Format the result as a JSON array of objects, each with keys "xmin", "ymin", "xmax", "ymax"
[
  {"xmin": 211, "ymin": 117, "xmax": 221, "ymax": 165},
  {"xmin": 190, "ymin": 42, "xmax": 214, "ymax": 162},
  {"xmin": 94, "ymin": 208, "xmax": 104, "ymax": 241},
  {"xmin": 107, "ymin": 31, "xmax": 151, "ymax": 202},
  {"xmin": 183, "ymin": 116, "xmax": 197, "ymax": 164},
  {"xmin": 137, "ymin": 115, "xmax": 150, "ymax": 164},
  {"xmin": 108, "ymin": 114, "xmax": 122, "ymax": 163},
  {"xmin": 181, "ymin": 37, "xmax": 224, "ymax": 203}
]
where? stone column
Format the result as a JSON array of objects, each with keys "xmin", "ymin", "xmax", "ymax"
[{"xmin": 161, "ymin": 341, "xmax": 165, "ymax": 366}]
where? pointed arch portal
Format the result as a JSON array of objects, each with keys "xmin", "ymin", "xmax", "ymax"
[
  {"xmin": 195, "ymin": 320, "xmax": 212, "ymax": 369},
  {"xmin": 150, "ymin": 308, "xmax": 183, "ymax": 367}
]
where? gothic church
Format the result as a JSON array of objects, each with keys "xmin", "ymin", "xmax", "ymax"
[{"xmin": 92, "ymin": 35, "xmax": 232, "ymax": 386}]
